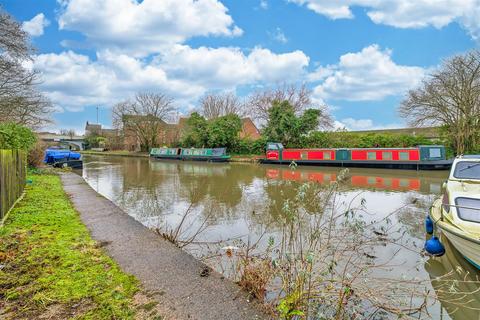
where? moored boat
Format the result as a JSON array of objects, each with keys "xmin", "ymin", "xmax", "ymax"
[
  {"xmin": 427, "ymin": 155, "xmax": 480, "ymax": 269},
  {"xmin": 150, "ymin": 147, "xmax": 230, "ymax": 162},
  {"xmin": 260, "ymin": 142, "xmax": 453, "ymax": 170},
  {"xmin": 44, "ymin": 147, "xmax": 83, "ymax": 169}
]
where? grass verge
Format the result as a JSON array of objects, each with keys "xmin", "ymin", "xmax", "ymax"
[{"xmin": 0, "ymin": 174, "xmax": 161, "ymax": 319}]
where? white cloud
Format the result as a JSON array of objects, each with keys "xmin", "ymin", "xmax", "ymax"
[
  {"xmin": 260, "ymin": 0, "xmax": 268, "ymax": 9},
  {"xmin": 58, "ymin": 0, "xmax": 243, "ymax": 56},
  {"xmin": 31, "ymin": 46, "xmax": 309, "ymax": 111},
  {"xmin": 311, "ymin": 44, "xmax": 425, "ymax": 101},
  {"xmin": 158, "ymin": 45, "xmax": 309, "ymax": 87},
  {"xmin": 289, "ymin": 0, "xmax": 480, "ymax": 39},
  {"xmin": 31, "ymin": 50, "xmax": 205, "ymax": 111},
  {"xmin": 270, "ymin": 28, "xmax": 288, "ymax": 44},
  {"xmin": 22, "ymin": 13, "xmax": 50, "ymax": 37}
]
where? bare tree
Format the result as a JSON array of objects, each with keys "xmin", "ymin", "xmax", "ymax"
[
  {"xmin": 60, "ymin": 129, "xmax": 76, "ymax": 140},
  {"xmin": 199, "ymin": 92, "xmax": 246, "ymax": 119},
  {"xmin": 0, "ymin": 9, "xmax": 52, "ymax": 128},
  {"xmin": 0, "ymin": 10, "xmax": 32, "ymax": 60},
  {"xmin": 0, "ymin": 86, "xmax": 53, "ymax": 128},
  {"xmin": 112, "ymin": 92, "xmax": 175, "ymax": 151},
  {"xmin": 399, "ymin": 50, "xmax": 480, "ymax": 154},
  {"xmin": 247, "ymin": 83, "xmax": 312, "ymax": 122}
]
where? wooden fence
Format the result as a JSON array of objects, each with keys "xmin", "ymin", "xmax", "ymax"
[{"xmin": 0, "ymin": 150, "xmax": 26, "ymax": 220}]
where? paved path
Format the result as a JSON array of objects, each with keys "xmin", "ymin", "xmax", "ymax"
[{"xmin": 60, "ymin": 172, "xmax": 268, "ymax": 320}]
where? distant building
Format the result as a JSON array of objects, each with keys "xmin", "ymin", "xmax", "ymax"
[
  {"xmin": 240, "ymin": 117, "xmax": 261, "ymax": 140},
  {"xmin": 84, "ymin": 122, "xmax": 102, "ymax": 135},
  {"xmin": 122, "ymin": 115, "xmax": 180, "ymax": 151},
  {"xmin": 84, "ymin": 121, "xmax": 119, "ymax": 137},
  {"xmin": 122, "ymin": 115, "xmax": 261, "ymax": 151}
]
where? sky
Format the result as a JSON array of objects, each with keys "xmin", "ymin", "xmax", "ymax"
[{"xmin": 3, "ymin": 0, "xmax": 478, "ymax": 134}]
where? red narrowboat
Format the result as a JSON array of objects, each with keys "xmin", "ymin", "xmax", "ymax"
[{"xmin": 261, "ymin": 142, "xmax": 453, "ymax": 170}]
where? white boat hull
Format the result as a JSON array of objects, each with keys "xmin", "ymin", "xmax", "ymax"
[{"xmin": 441, "ymin": 228, "xmax": 480, "ymax": 269}]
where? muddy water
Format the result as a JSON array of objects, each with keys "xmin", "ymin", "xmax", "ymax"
[{"xmin": 82, "ymin": 155, "xmax": 480, "ymax": 319}]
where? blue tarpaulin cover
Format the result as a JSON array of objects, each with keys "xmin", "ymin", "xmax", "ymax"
[{"xmin": 44, "ymin": 148, "xmax": 81, "ymax": 164}]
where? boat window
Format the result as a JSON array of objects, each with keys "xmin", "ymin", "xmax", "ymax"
[
  {"xmin": 429, "ymin": 148, "xmax": 441, "ymax": 158},
  {"xmin": 453, "ymin": 161, "xmax": 480, "ymax": 180},
  {"xmin": 455, "ymin": 197, "xmax": 480, "ymax": 223},
  {"xmin": 323, "ymin": 152, "xmax": 331, "ymax": 160},
  {"xmin": 267, "ymin": 143, "xmax": 278, "ymax": 150},
  {"xmin": 382, "ymin": 152, "xmax": 392, "ymax": 160},
  {"xmin": 399, "ymin": 152, "xmax": 409, "ymax": 161},
  {"xmin": 367, "ymin": 152, "xmax": 376, "ymax": 160}
]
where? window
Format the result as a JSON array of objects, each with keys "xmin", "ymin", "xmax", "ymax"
[
  {"xmin": 455, "ymin": 197, "xmax": 480, "ymax": 223},
  {"xmin": 399, "ymin": 152, "xmax": 409, "ymax": 161},
  {"xmin": 382, "ymin": 152, "xmax": 392, "ymax": 160},
  {"xmin": 267, "ymin": 143, "xmax": 278, "ymax": 150},
  {"xmin": 367, "ymin": 152, "xmax": 376, "ymax": 160},
  {"xmin": 453, "ymin": 161, "xmax": 480, "ymax": 180},
  {"xmin": 323, "ymin": 152, "xmax": 331, "ymax": 160},
  {"xmin": 429, "ymin": 148, "xmax": 441, "ymax": 158}
]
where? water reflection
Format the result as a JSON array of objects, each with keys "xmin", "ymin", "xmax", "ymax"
[
  {"xmin": 82, "ymin": 155, "xmax": 480, "ymax": 319},
  {"xmin": 425, "ymin": 236, "xmax": 480, "ymax": 319}
]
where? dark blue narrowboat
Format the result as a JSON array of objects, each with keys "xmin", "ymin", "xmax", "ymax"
[
  {"xmin": 44, "ymin": 147, "xmax": 83, "ymax": 169},
  {"xmin": 261, "ymin": 142, "xmax": 453, "ymax": 170}
]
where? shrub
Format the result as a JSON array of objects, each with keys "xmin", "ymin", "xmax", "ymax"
[
  {"xmin": 0, "ymin": 122, "xmax": 36, "ymax": 150},
  {"xmin": 27, "ymin": 139, "xmax": 47, "ymax": 168}
]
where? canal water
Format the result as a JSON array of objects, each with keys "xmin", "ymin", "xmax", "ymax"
[{"xmin": 82, "ymin": 155, "xmax": 480, "ymax": 319}]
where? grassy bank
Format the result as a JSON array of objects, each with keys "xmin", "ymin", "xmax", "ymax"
[
  {"xmin": 230, "ymin": 154, "xmax": 263, "ymax": 163},
  {"xmin": 0, "ymin": 174, "xmax": 161, "ymax": 319}
]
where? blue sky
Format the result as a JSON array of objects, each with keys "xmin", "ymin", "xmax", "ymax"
[{"xmin": 4, "ymin": 0, "xmax": 478, "ymax": 133}]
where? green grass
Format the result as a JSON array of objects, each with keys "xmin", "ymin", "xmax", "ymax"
[{"xmin": 0, "ymin": 174, "xmax": 141, "ymax": 319}]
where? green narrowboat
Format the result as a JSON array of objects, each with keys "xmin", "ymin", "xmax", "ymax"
[
  {"xmin": 150, "ymin": 147, "xmax": 230, "ymax": 162},
  {"xmin": 150, "ymin": 147, "xmax": 182, "ymax": 160}
]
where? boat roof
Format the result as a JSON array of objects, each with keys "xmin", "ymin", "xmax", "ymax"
[{"xmin": 457, "ymin": 155, "xmax": 480, "ymax": 159}]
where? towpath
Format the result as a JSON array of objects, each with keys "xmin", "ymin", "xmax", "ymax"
[{"xmin": 60, "ymin": 172, "xmax": 269, "ymax": 320}]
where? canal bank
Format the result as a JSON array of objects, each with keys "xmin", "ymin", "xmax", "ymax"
[
  {"xmin": 60, "ymin": 172, "xmax": 269, "ymax": 320},
  {"xmin": 0, "ymin": 174, "xmax": 162, "ymax": 319},
  {"xmin": 80, "ymin": 150, "xmax": 261, "ymax": 163}
]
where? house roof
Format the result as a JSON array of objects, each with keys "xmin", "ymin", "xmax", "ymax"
[{"xmin": 85, "ymin": 121, "xmax": 101, "ymax": 131}]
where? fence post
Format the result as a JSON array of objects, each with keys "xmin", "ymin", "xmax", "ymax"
[{"xmin": 0, "ymin": 149, "xmax": 27, "ymax": 221}]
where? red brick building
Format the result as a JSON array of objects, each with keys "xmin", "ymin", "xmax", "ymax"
[{"xmin": 122, "ymin": 115, "xmax": 261, "ymax": 151}]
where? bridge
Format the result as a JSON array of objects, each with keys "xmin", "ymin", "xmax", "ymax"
[{"xmin": 37, "ymin": 132, "xmax": 86, "ymax": 150}]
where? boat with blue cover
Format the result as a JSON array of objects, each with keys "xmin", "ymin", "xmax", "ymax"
[
  {"xmin": 150, "ymin": 147, "xmax": 230, "ymax": 162},
  {"xmin": 44, "ymin": 147, "xmax": 83, "ymax": 169}
]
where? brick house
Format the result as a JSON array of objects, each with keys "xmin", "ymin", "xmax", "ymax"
[
  {"xmin": 122, "ymin": 115, "xmax": 181, "ymax": 151},
  {"xmin": 240, "ymin": 118, "xmax": 261, "ymax": 140},
  {"xmin": 122, "ymin": 115, "xmax": 261, "ymax": 151}
]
